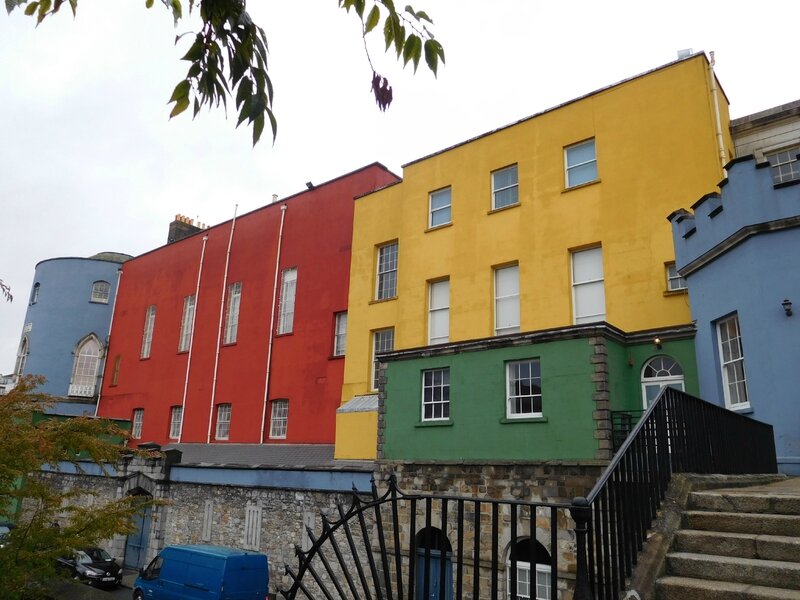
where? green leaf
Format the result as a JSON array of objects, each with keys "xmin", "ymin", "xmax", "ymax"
[
  {"xmin": 169, "ymin": 0, "xmax": 182, "ymax": 22},
  {"xmin": 353, "ymin": 0, "xmax": 364, "ymax": 17},
  {"xmin": 235, "ymin": 77, "xmax": 252, "ymax": 108},
  {"xmin": 365, "ymin": 5, "xmax": 380, "ymax": 33},
  {"xmin": 403, "ymin": 34, "xmax": 421, "ymax": 71},
  {"xmin": 181, "ymin": 40, "xmax": 204, "ymax": 62},
  {"xmin": 193, "ymin": 98, "xmax": 200, "ymax": 118},
  {"xmin": 145, "ymin": 0, "xmax": 154, "ymax": 7},
  {"xmin": 67, "ymin": 0, "xmax": 76, "ymax": 15},
  {"xmin": 383, "ymin": 14, "xmax": 394, "ymax": 51},
  {"xmin": 169, "ymin": 97, "xmax": 190, "ymax": 118},
  {"xmin": 252, "ymin": 113, "xmax": 264, "ymax": 146},
  {"xmin": 23, "ymin": 1, "xmax": 38, "ymax": 15},
  {"xmin": 414, "ymin": 9, "xmax": 431, "ymax": 23},
  {"xmin": 187, "ymin": 63, "xmax": 202, "ymax": 79},
  {"xmin": 236, "ymin": 95, "xmax": 252, "ymax": 127},
  {"xmin": 168, "ymin": 79, "xmax": 191, "ymax": 103},
  {"xmin": 36, "ymin": 0, "xmax": 50, "ymax": 23},
  {"xmin": 424, "ymin": 38, "xmax": 444, "ymax": 75},
  {"xmin": 266, "ymin": 106, "xmax": 277, "ymax": 142}
]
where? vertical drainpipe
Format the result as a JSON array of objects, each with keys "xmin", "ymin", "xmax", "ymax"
[
  {"xmin": 260, "ymin": 204, "xmax": 288, "ymax": 443},
  {"xmin": 709, "ymin": 51, "xmax": 728, "ymax": 178},
  {"xmin": 207, "ymin": 205, "xmax": 238, "ymax": 443},
  {"xmin": 178, "ymin": 234, "xmax": 209, "ymax": 443},
  {"xmin": 93, "ymin": 267, "xmax": 123, "ymax": 418}
]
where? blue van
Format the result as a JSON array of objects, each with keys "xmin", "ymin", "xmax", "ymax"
[{"xmin": 133, "ymin": 545, "xmax": 269, "ymax": 600}]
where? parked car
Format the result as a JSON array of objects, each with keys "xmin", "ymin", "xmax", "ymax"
[
  {"xmin": 133, "ymin": 544, "xmax": 269, "ymax": 600},
  {"xmin": 0, "ymin": 522, "xmax": 13, "ymax": 549},
  {"xmin": 56, "ymin": 547, "xmax": 122, "ymax": 588}
]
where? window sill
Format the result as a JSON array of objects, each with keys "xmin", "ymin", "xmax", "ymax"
[
  {"xmin": 425, "ymin": 222, "xmax": 453, "ymax": 233},
  {"xmin": 774, "ymin": 178, "xmax": 800, "ymax": 189},
  {"xmin": 562, "ymin": 179, "xmax": 601, "ymax": 193},
  {"xmin": 487, "ymin": 202, "xmax": 520, "ymax": 216},
  {"xmin": 728, "ymin": 404, "xmax": 753, "ymax": 414},
  {"xmin": 221, "ymin": 341, "xmax": 238, "ymax": 347},
  {"xmin": 274, "ymin": 332, "xmax": 294, "ymax": 338},
  {"xmin": 139, "ymin": 357, "xmax": 151, "ymax": 361},
  {"xmin": 177, "ymin": 350, "xmax": 189, "ymax": 355},
  {"xmin": 89, "ymin": 300, "xmax": 110, "ymax": 305},
  {"xmin": 500, "ymin": 416, "xmax": 548, "ymax": 424},
  {"xmin": 415, "ymin": 420, "xmax": 454, "ymax": 428},
  {"xmin": 663, "ymin": 289, "xmax": 688, "ymax": 297},
  {"xmin": 328, "ymin": 354, "xmax": 345, "ymax": 360},
  {"xmin": 369, "ymin": 297, "xmax": 397, "ymax": 306}
]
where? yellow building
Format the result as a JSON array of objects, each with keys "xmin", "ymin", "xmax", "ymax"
[{"xmin": 336, "ymin": 54, "xmax": 733, "ymax": 459}]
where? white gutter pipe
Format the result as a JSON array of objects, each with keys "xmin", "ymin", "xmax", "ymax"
[
  {"xmin": 178, "ymin": 234, "xmax": 208, "ymax": 443},
  {"xmin": 260, "ymin": 204, "xmax": 288, "ymax": 443},
  {"xmin": 93, "ymin": 267, "xmax": 123, "ymax": 417},
  {"xmin": 207, "ymin": 205, "xmax": 238, "ymax": 442},
  {"xmin": 709, "ymin": 51, "xmax": 728, "ymax": 177}
]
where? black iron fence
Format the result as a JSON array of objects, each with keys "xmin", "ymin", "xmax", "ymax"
[
  {"xmin": 281, "ymin": 478, "xmax": 570, "ymax": 600},
  {"xmin": 570, "ymin": 387, "xmax": 777, "ymax": 600},
  {"xmin": 282, "ymin": 388, "xmax": 776, "ymax": 600}
]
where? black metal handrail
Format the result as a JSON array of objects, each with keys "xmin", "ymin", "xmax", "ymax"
[{"xmin": 570, "ymin": 387, "xmax": 777, "ymax": 600}]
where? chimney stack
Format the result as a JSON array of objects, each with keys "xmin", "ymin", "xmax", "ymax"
[{"xmin": 168, "ymin": 214, "xmax": 204, "ymax": 244}]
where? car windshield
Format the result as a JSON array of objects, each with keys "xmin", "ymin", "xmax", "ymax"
[{"xmin": 76, "ymin": 548, "xmax": 112, "ymax": 563}]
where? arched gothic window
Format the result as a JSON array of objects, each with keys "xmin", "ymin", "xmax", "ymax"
[
  {"xmin": 69, "ymin": 335, "xmax": 102, "ymax": 397},
  {"xmin": 641, "ymin": 355, "xmax": 684, "ymax": 407}
]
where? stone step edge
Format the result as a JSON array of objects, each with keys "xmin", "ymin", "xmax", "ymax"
[
  {"xmin": 667, "ymin": 551, "xmax": 800, "ymax": 571},
  {"xmin": 676, "ymin": 529, "xmax": 800, "ymax": 545},
  {"xmin": 657, "ymin": 575, "xmax": 800, "ymax": 599},
  {"xmin": 684, "ymin": 510, "xmax": 800, "ymax": 521}
]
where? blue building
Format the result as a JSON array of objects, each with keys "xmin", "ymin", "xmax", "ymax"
[
  {"xmin": 669, "ymin": 155, "xmax": 800, "ymax": 475},
  {"xmin": 13, "ymin": 252, "xmax": 130, "ymax": 414}
]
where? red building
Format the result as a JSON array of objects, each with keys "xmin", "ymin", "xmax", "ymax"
[{"xmin": 97, "ymin": 164, "xmax": 399, "ymax": 446}]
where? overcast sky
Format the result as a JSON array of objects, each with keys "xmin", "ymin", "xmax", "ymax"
[{"xmin": 1, "ymin": 1, "xmax": 798, "ymax": 373}]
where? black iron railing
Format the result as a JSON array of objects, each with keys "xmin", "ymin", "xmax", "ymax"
[
  {"xmin": 281, "ymin": 477, "xmax": 569, "ymax": 600},
  {"xmin": 610, "ymin": 410, "xmax": 643, "ymax": 452},
  {"xmin": 570, "ymin": 387, "xmax": 777, "ymax": 600}
]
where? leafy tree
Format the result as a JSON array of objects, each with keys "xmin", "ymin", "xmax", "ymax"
[
  {"xmin": 0, "ymin": 279, "xmax": 10, "ymax": 302},
  {"xmin": 0, "ymin": 376, "xmax": 152, "ymax": 600},
  {"xmin": 5, "ymin": 0, "xmax": 445, "ymax": 145}
]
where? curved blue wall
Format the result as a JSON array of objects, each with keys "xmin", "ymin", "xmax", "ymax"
[{"xmin": 17, "ymin": 255, "xmax": 127, "ymax": 403}]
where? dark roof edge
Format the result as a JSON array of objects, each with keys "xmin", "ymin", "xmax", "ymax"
[
  {"xmin": 378, "ymin": 322, "xmax": 696, "ymax": 362},
  {"xmin": 401, "ymin": 53, "xmax": 711, "ymax": 169},
  {"xmin": 35, "ymin": 255, "xmax": 130, "ymax": 269},
  {"xmin": 125, "ymin": 162, "xmax": 399, "ymax": 264}
]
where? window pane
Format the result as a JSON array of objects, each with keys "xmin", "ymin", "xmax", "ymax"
[
  {"xmin": 277, "ymin": 269, "xmax": 297, "ymax": 334},
  {"xmin": 430, "ymin": 188, "xmax": 451, "ymax": 211},
  {"xmin": 567, "ymin": 141, "xmax": 595, "ymax": 166},
  {"xmin": 224, "ymin": 282, "xmax": 242, "ymax": 344},
  {"xmin": 496, "ymin": 265, "xmax": 520, "ymax": 294},
  {"xmin": 421, "ymin": 367, "xmax": 450, "ymax": 421},
  {"xmin": 572, "ymin": 248, "xmax": 603, "ymax": 283},
  {"xmin": 493, "ymin": 165, "xmax": 518, "ymax": 189}
]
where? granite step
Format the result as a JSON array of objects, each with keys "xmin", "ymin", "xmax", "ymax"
[
  {"xmin": 683, "ymin": 510, "xmax": 800, "ymax": 537},
  {"xmin": 675, "ymin": 529, "xmax": 800, "ymax": 562},
  {"xmin": 666, "ymin": 552, "xmax": 800, "ymax": 590},
  {"xmin": 657, "ymin": 576, "xmax": 800, "ymax": 600},
  {"xmin": 689, "ymin": 490, "xmax": 800, "ymax": 515}
]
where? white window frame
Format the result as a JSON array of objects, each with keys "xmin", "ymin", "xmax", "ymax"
[
  {"xmin": 421, "ymin": 367, "xmax": 450, "ymax": 422},
  {"xmin": 131, "ymin": 408, "xmax": 144, "ymax": 439},
  {"xmin": 243, "ymin": 503, "xmax": 262, "ymax": 550},
  {"xmin": 565, "ymin": 138, "xmax": 598, "ymax": 188},
  {"xmin": 69, "ymin": 335, "xmax": 101, "ymax": 397},
  {"xmin": 371, "ymin": 328, "xmax": 395, "ymax": 391},
  {"xmin": 506, "ymin": 359, "xmax": 542, "ymax": 419},
  {"xmin": 571, "ymin": 247, "xmax": 605, "ymax": 324},
  {"xmin": 14, "ymin": 336, "xmax": 29, "ymax": 377},
  {"xmin": 30, "ymin": 282, "xmax": 40, "ymax": 305},
  {"xmin": 201, "ymin": 500, "xmax": 214, "ymax": 542},
  {"xmin": 141, "ymin": 305, "xmax": 156, "ymax": 359},
  {"xmin": 91, "ymin": 280, "xmax": 111, "ymax": 304},
  {"xmin": 178, "ymin": 295, "xmax": 196, "ymax": 352},
  {"xmin": 494, "ymin": 265, "xmax": 520, "ymax": 335},
  {"xmin": 215, "ymin": 403, "xmax": 232, "ymax": 440},
  {"xmin": 333, "ymin": 311, "xmax": 347, "ymax": 356},
  {"xmin": 428, "ymin": 279, "xmax": 450, "ymax": 345},
  {"xmin": 640, "ymin": 356, "xmax": 685, "ymax": 408},
  {"xmin": 277, "ymin": 268, "xmax": 297, "ymax": 334},
  {"xmin": 666, "ymin": 262, "xmax": 687, "ymax": 292},
  {"xmin": 506, "ymin": 561, "xmax": 551, "ymax": 600},
  {"xmin": 169, "ymin": 406, "xmax": 183, "ymax": 439},
  {"xmin": 375, "ymin": 242, "xmax": 398, "ymax": 300},
  {"xmin": 429, "ymin": 187, "xmax": 452, "ymax": 228},
  {"xmin": 223, "ymin": 281, "xmax": 242, "ymax": 344},
  {"xmin": 766, "ymin": 146, "xmax": 800, "ymax": 185},
  {"xmin": 269, "ymin": 399, "xmax": 289, "ymax": 439},
  {"xmin": 717, "ymin": 314, "xmax": 749, "ymax": 410},
  {"xmin": 492, "ymin": 164, "xmax": 519, "ymax": 210}
]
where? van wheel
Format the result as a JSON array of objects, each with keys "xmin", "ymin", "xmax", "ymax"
[{"xmin": 134, "ymin": 591, "xmax": 144, "ymax": 600}]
